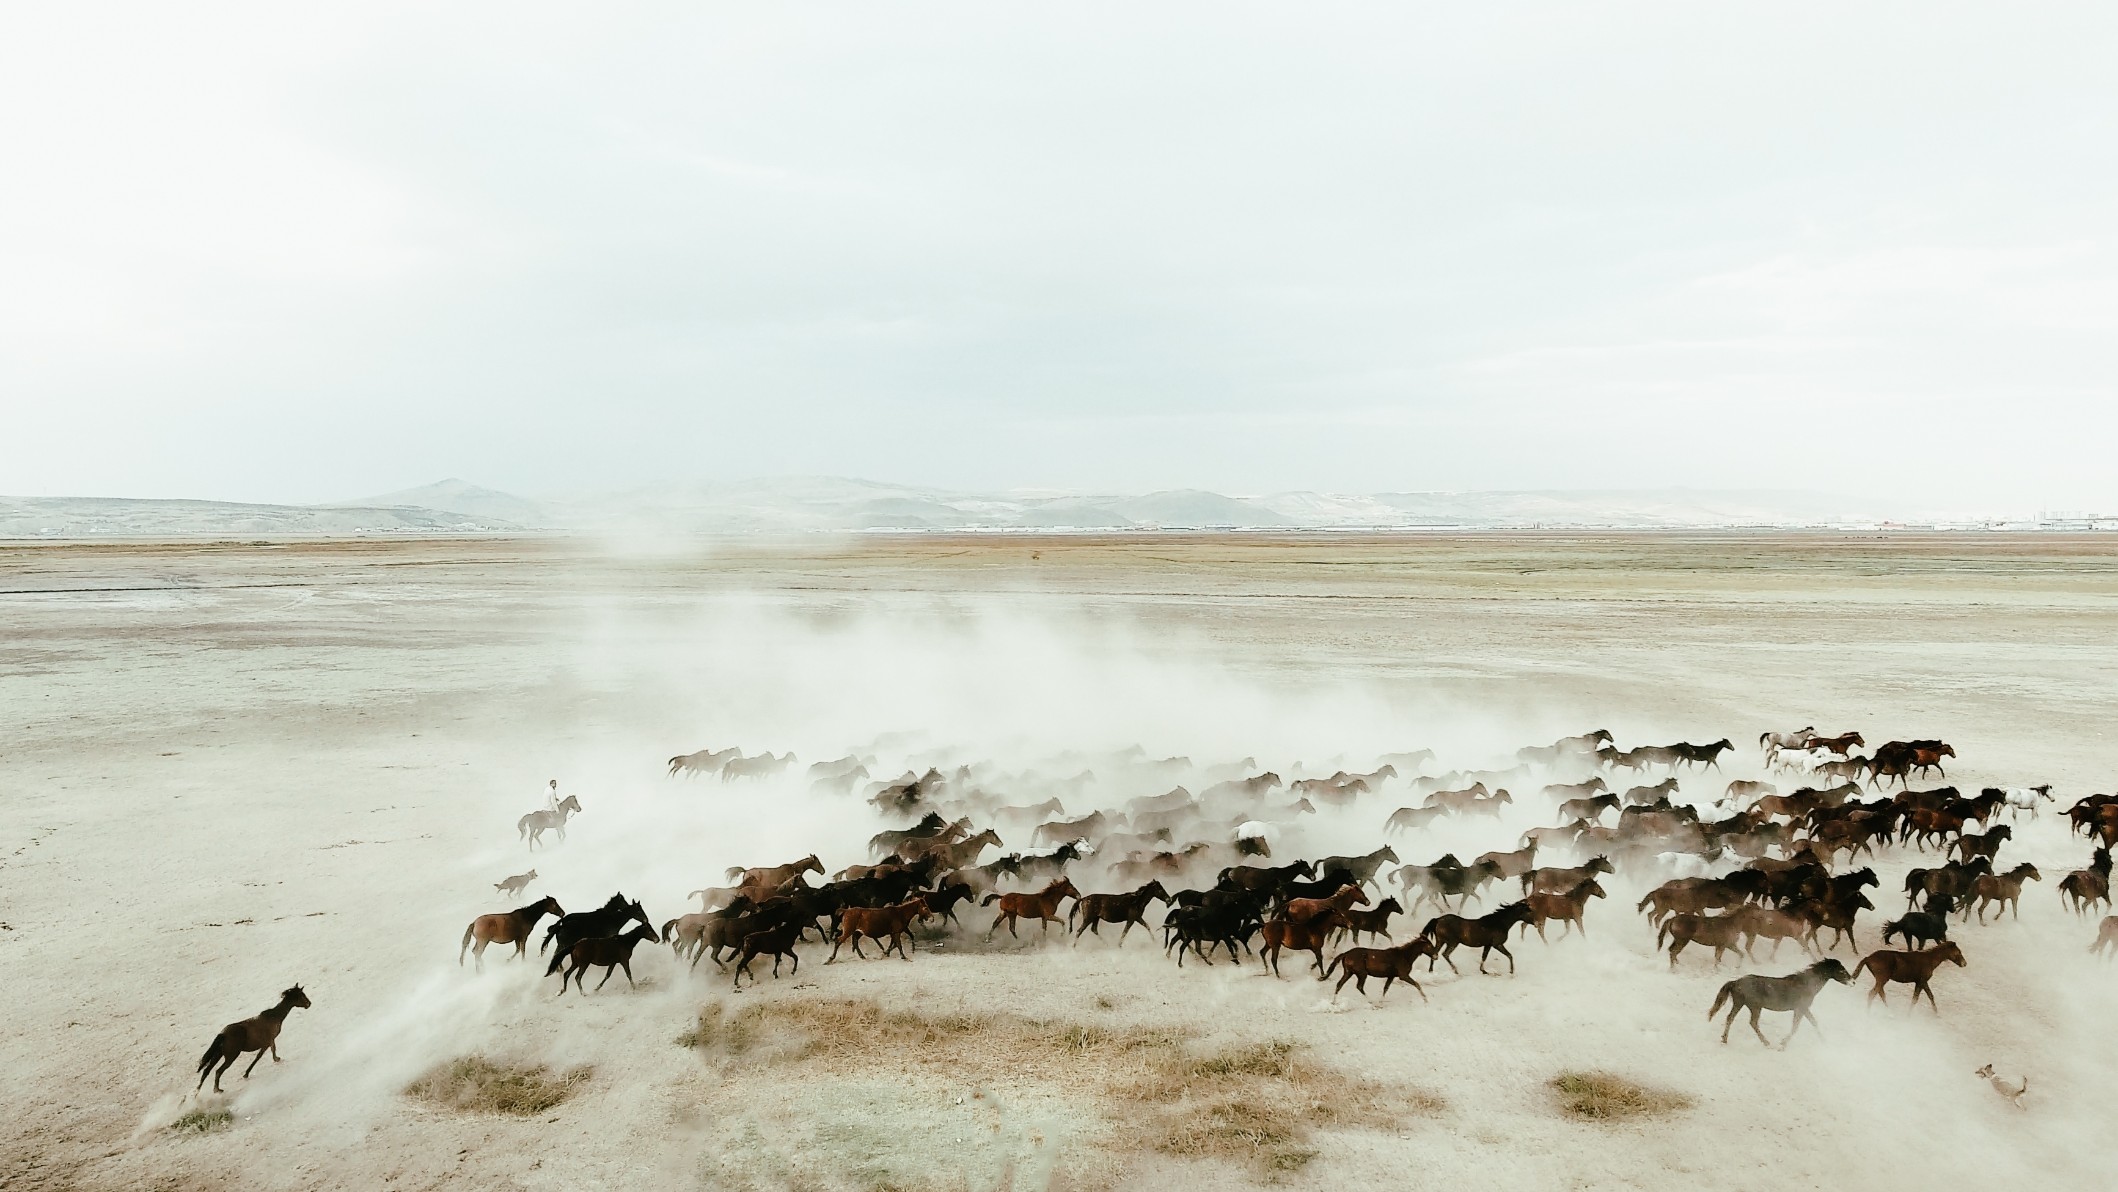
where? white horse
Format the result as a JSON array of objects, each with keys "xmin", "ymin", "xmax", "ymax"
[
  {"xmin": 1758, "ymin": 726, "xmax": 1816, "ymax": 766},
  {"xmin": 518, "ymin": 794, "xmax": 582, "ymax": 849},
  {"xmin": 2004, "ymin": 785, "xmax": 2054, "ymax": 820}
]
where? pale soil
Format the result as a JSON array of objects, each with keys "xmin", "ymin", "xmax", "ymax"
[{"xmin": 4, "ymin": 533, "xmax": 2117, "ymax": 1190}]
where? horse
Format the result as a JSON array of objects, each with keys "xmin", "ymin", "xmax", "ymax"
[
  {"xmin": 1707, "ymin": 959, "xmax": 1851, "ymax": 1047},
  {"xmin": 1324, "ymin": 939, "xmax": 1434, "ymax": 1001},
  {"xmin": 730, "ymin": 920, "xmax": 806, "ymax": 990},
  {"xmin": 1759, "ymin": 727, "xmax": 1817, "ymax": 763},
  {"xmin": 1069, "ymin": 881, "xmax": 1172, "ymax": 945},
  {"xmin": 1625, "ymin": 777, "xmax": 1682, "ymax": 806},
  {"xmin": 1855, "ymin": 941, "xmax": 1967, "ymax": 1011},
  {"xmin": 460, "ymin": 896, "xmax": 566, "ymax": 972},
  {"xmin": 668, "ymin": 747, "xmax": 738, "ymax": 778},
  {"xmin": 1394, "ymin": 855, "xmax": 1502, "ymax": 913},
  {"xmin": 1332, "ymin": 896, "xmax": 1405, "ymax": 945},
  {"xmin": 1966, "ymin": 863, "xmax": 2040, "ymax": 922},
  {"xmin": 1420, "ymin": 902, "xmax": 1535, "ymax": 975},
  {"xmin": 1032, "ymin": 812, "xmax": 1108, "ymax": 848},
  {"xmin": 1314, "ymin": 845, "xmax": 1401, "ymax": 891},
  {"xmin": 194, "ymin": 985, "xmax": 311, "ymax": 1093},
  {"xmin": 1283, "ymin": 884, "xmax": 1369, "ymax": 924},
  {"xmin": 902, "ymin": 829, "xmax": 1006, "ymax": 871},
  {"xmin": 517, "ymin": 794, "xmax": 582, "ymax": 850},
  {"xmin": 1542, "ymin": 778, "xmax": 1608, "ymax": 803},
  {"xmin": 726, "ymin": 854, "xmax": 826, "ymax": 887},
  {"xmin": 1258, "ymin": 914, "xmax": 1340, "ymax": 978},
  {"xmin": 2001, "ymin": 785, "xmax": 2054, "ymax": 821},
  {"xmin": 1559, "ymin": 792, "xmax": 1621, "ymax": 824},
  {"xmin": 1384, "ymin": 805, "xmax": 1449, "ymax": 835},
  {"xmin": 1676, "ymin": 739, "xmax": 1735, "ymax": 772},
  {"xmin": 1525, "ymin": 878, "xmax": 1604, "ymax": 941},
  {"xmin": 829, "ymin": 896, "xmax": 932, "ymax": 962},
  {"xmin": 982, "ymin": 878, "xmax": 1081, "ymax": 940},
  {"xmin": 1881, "ymin": 910, "xmax": 1951, "ymax": 951},
  {"xmin": 2092, "ymin": 916, "xmax": 2118, "ymax": 957},
  {"xmin": 541, "ymin": 894, "xmax": 653, "ymax": 976},
  {"xmin": 556, "ymin": 925, "xmax": 659, "ymax": 995},
  {"xmin": 1659, "ymin": 911, "xmax": 1754, "ymax": 969},
  {"xmin": 721, "ymin": 751, "xmax": 796, "ymax": 781},
  {"xmin": 2059, "ymin": 847, "xmax": 2114, "ymax": 915},
  {"xmin": 1525, "ymin": 856, "xmax": 1615, "ymax": 896},
  {"xmin": 1474, "ymin": 843, "xmax": 1539, "ymax": 880},
  {"xmin": 1801, "ymin": 732, "xmax": 1865, "ymax": 758}
]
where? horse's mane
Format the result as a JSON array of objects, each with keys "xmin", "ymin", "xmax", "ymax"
[{"xmin": 513, "ymin": 898, "xmax": 554, "ymax": 917}]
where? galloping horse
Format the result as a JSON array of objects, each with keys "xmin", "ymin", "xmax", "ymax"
[
  {"xmin": 195, "ymin": 984, "xmax": 311, "ymax": 1092},
  {"xmin": 518, "ymin": 794, "xmax": 582, "ymax": 850},
  {"xmin": 1707, "ymin": 959, "xmax": 1851, "ymax": 1047},
  {"xmin": 460, "ymin": 896, "xmax": 566, "ymax": 972}
]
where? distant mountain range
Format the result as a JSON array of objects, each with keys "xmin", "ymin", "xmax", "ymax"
[{"xmin": 1, "ymin": 477, "xmax": 2005, "ymax": 538}]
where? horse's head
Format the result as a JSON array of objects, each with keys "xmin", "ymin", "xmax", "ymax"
[
  {"xmin": 1577, "ymin": 879, "xmax": 1607, "ymax": 899},
  {"xmin": 1140, "ymin": 880, "xmax": 1171, "ymax": 903},
  {"xmin": 1587, "ymin": 855, "xmax": 1614, "ymax": 875},
  {"xmin": 2016, "ymin": 864, "xmax": 2042, "ymax": 881},
  {"xmin": 536, "ymin": 896, "xmax": 566, "ymax": 917},
  {"xmin": 282, "ymin": 984, "xmax": 312, "ymax": 1009},
  {"xmin": 1813, "ymin": 958, "xmax": 1853, "ymax": 984},
  {"xmin": 559, "ymin": 794, "xmax": 583, "ymax": 813},
  {"xmin": 1377, "ymin": 844, "xmax": 1400, "ymax": 864},
  {"xmin": 1937, "ymin": 941, "xmax": 1968, "ymax": 966},
  {"xmin": 1051, "ymin": 878, "xmax": 1081, "ymax": 899}
]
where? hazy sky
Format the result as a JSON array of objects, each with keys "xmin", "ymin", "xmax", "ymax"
[{"xmin": 4, "ymin": 4, "xmax": 2115, "ymax": 510}]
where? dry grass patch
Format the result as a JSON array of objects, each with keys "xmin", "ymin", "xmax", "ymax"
[
  {"xmin": 1550, "ymin": 1070, "xmax": 1694, "ymax": 1121},
  {"xmin": 683, "ymin": 997, "xmax": 1440, "ymax": 1176},
  {"xmin": 170, "ymin": 1108, "xmax": 232, "ymax": 1134},
  {"xmin": 405, "ymin": 1055, "xmax": 592, "ymax": 1117}
]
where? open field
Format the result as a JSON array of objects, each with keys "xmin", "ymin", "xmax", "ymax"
[{"xmin": 5, "ymin": 533, "xmax": 2118, "ymax": 1189}]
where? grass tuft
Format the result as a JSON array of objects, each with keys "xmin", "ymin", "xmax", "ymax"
[
  {"xmin": 405, "ymin": 1055, "xmax": 592, "ymax": 1117},
  {"xmin": 682, "ymin": 996, "xmax": 1440, "ymax": 1177},
  {"xmin": 170, "ymin": 1108, "xmax": 232, "ymax": 1134},
  {"xmin": 1550, "ymin": 1070, "xmax": 1694, "ymax": 1121}
]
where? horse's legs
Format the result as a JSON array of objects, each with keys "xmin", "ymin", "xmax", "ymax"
[
  {"xmin": 214, "ymin": 1052, "xmax": 236, "ymax": 1092},
  {"xmin": 242, "ymin": 1049, "xmax": 266, "ymax": 1079}
]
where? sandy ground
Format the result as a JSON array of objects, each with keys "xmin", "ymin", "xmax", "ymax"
[{"xmin": 5, "ymin": 533, "xmax": 2118, "ymax": 1190}]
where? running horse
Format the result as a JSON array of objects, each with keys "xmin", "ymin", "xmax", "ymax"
[
  {"xmin": 1707, "ymin": 959, "xmax": 1852, "ymax": 1047},
  {"xmin": 194, "ymin": 984, "xmax": 312, "ymax": 1093},
  {"xmin": 517, "ymin": 794, "xmax": 582, "ymax": 850},
  {"xmin": 460, "ymin": 896, "xmax": 566, "ymax": 972}
]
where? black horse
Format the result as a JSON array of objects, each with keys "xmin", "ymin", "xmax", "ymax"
[{"xmin": 541, "ymin": 893, "xmax": 652, "ymax": 976}]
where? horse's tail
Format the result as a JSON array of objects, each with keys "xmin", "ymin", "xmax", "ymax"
[
  {"xmin": 1655, "ymin": 919, "xmax": 1673, "ymax": 951},
  {"xmin": 661, "ymin": 918, "xmax": 681, "ymax": 943},
  {"xmin": 1758, "ymin": 732, "xmax": 1770, "ymax": 748},
  {"xmin": 459, "ymin": 922, "xmax": 476, "ymax": 964},
  {"xmin": 724, "ymin": 866, "xmax": 745, "ymax": 881},
  {"xmin": 980, "ymin": 893, "xmax": 1002, "ymax": 907},
  {"xmin": 196, "ymin": 1033, "xmax": 223, "ymax": 1074},
  {"xmin": 1635, "ymin": 891, "xmax": 1656, "ymax": 914},
  {"xmin": 1708, "ymin": 980, "xmax": 1736, "ymax": 1019},
  {"xmin": 516, "ymin": 815, "xmax": 530, "ymax": 839}
]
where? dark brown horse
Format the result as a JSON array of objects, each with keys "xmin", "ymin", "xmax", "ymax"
[
  {"xmin": 2060, "ymin": 848, "xmax": 2114, "ymax": 915},
  {"xmin": 1707, "ymin": 959, "xmax": 1852, "ymax": 1047},
  {"xmin": 460, "ymin": 896, "xmax": 565, "ymax": 972},
  {"xmin": 982, "ymin": 878, "xmax": 1080, "ymax": 940},
  {"xmin": 1069, "ymin": 881, "xmax": 1172, "ymax": 945},
  {"xmin": 195, "ymin": 985, "xmax": 311, "ymax": 1092},
  {"xmin": 542, "ymin": 894, "xmax": 654, "ymax": 976},
  {"xmin": 1420, "ymin": 902, "xmax": 1535, "ymax": 975},
  {"xmin": 1855, "ymin": 941, "xmax": 1966, "ymax": 1011},
  {"xmin": 730, "ymin": 921, "xmax": 806, "ymax": 990},
  {"xmin": 828, "ymin": 897, "xmax": 931, "ymax": 962},
  {"xmin": 1324, "ymin": 939, "xmax": 1434, "ymax": 1001},
  {"xmin": 557, "ymin": 925, "xmax": 659, "ymax": 995}
]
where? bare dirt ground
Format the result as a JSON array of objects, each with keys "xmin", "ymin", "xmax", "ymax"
[{"xmin": 5, "ymin": 533, "xmax": 2117, "ymax": 1190}]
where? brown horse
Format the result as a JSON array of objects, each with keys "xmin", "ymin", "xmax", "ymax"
[
  {"xmin": 1069, "ymin": 881, "xmax": 1172, "ymax": 945},
  {"xmin": 1333, "ymin": 896, "xmax": 1405, "ymax": 945},
  {"xmin": 982, "ymin": 878, "xmax": 1081, "ymax": 940},
  {"xmin": 1967, "ymin": 863, "xmax": 2041, "ymax": 923},
  {"xmin": 1659, "ymin": 911, "xmax": 1752, "ymax": 969},
  {"xmin": 828, "ymin": 897, "xmax": 931, "ymax": 962},
  {"xmin": 195, "ymin": 985, "xmax": 311, "ymax": 1092},
  {"xmin": 460, "ymin": 896, "xmax": 566, "ymax": 972},
  {"xmin": 1283, "ymin": 884, "xmax": 1369, "ymax": 924},
  {"xmin": 1324, "ymin": 939, "xmax": 1434, "ymax": 1001},
  {"xmin": 1708, "ymin": 959, "xmax": 1852, "ymax": 1047},
  {"xmin": 725, "ymin": 854, "xmax": 824, "ymax": 887},
  {"xmin": 1420, "ymin": 902, "xmax": 1535, "ymax": 975},
  {"xmin": 1259, "ymin": 914, "xmax": 1340, "ymax": 978},
  {"xmin": 1855, "ymin": 941, "xmax": 1966, "ymax": 1011},
  {"xmin": 1525, "ymin": 878, "xmax": 1604, "ymax": 941},
  {"xmin": 2060, "ymin": 848, "xmax": 2113, "ymax": 915},
  {"xmin": 557, "ymin": 925, "xmax": 659, "ymax": 995},
  {"xmin": 730, "ymin": 921, "xmax": 806, "ymax": 990}
]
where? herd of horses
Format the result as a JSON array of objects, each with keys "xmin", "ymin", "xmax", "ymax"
[
  {"xmin": 193, "ymin": 725, "xmax": 2106, "ymax": 1097},
  {"xmin": 474, "ymin": 731, "xmax": 2111, "ymax": 1037}
]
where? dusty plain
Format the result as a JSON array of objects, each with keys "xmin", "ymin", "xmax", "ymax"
[{"xmin": 4, "ymin": 533, "xmax": 2118, "ymax": 1190}]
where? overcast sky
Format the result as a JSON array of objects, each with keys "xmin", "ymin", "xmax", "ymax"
[{"xmin": 4, "ymin": 4, "xmax": 2115, "ymax": 511}]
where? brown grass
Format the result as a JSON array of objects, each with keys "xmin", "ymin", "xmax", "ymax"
[
  {"xmin": 1550, "ymin": 1070, "xmax": 1694, "ymax": 1121},
  {"xmin": 681, "ymin": 997, "xmax": 1440, "ymax": 1177},
  {"xmin": 404, "ymin": 1055, "xmax": 593, "ymax": 1117},
  {"xmin": 170, "ymin": 1107, "xmax": 233, "ymax": 1134}
]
